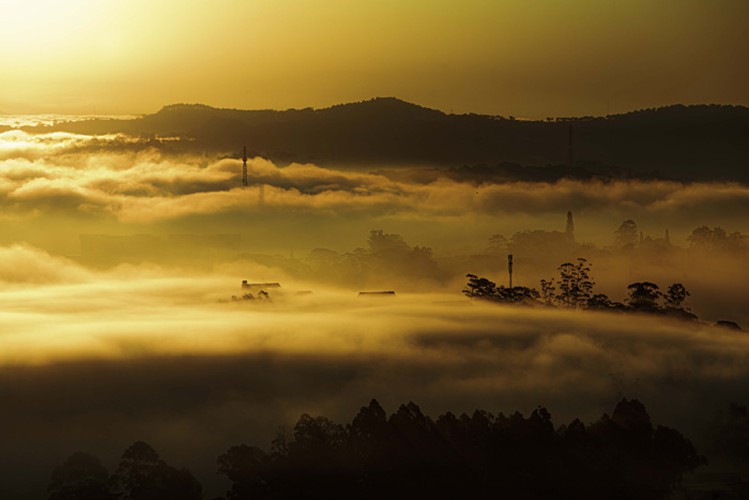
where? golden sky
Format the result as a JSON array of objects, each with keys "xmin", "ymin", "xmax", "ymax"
[{"xmin": 0, "ymin": 0, "xmax": 747, "ymax": 116}]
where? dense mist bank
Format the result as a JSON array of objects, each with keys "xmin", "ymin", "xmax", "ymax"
[
  {"xmin": 1, "ymin": 125, "xmax": 749, "ymax": 323},
  {"xmin": 1, "ymin": 117, "xmax": 748, "ymax": 498},
  {"xmin": 2, "ymin": 307, "xmax": 749, "ymax": 498},
  {"xmin": 25, "ymin": 99, "xmax": 749, "ymax": 182},
  {"xmin": 1, "ymin": 255, "xmax": 749, "ymax": 497},
  {"xmin": 1, "ymin": 127, "xmax": 748, "ymax": 254}
]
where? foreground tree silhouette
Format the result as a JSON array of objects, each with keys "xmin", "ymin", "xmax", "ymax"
[
  {"xmin": 112, "ymin": 441, "xmax": 202, "ymax": 500},
  {"xmin": 48, "ymin": 452, "xmax": 115, "ymax": 500},
  {"xmin": 218, "ymin": 398, "xmax": 704, "ymax": 500},
  {"xmin": 217, "ymin": 445, "xmax": 268, "ymax": 500},
  {"xmin": 711, "ymin": 403, "xmax": 749, "ymax": 461},
  {"xmin": 48, "ymin": 443, "xmax": 203, "ymax": 500}
]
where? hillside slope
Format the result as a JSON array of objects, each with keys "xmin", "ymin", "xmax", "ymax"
[{"xmin": 38, "ymin": 98, "xmax": 749, "ymax": 181}]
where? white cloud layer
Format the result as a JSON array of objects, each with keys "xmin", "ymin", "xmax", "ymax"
[{"xmin": 1, "ymin": 131, "xmax": 748, "ymax": 237}]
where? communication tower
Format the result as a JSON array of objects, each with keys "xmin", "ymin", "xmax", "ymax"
[
  {"xmin": 508, "ymin": 254, "xmax": 513, "ymax": 288},
  {"xmin": 242, "ymin": 146, "xmax": 248, "ymax": 187},
  {"xmin": 565, "ymin": 211, "xmax": 575, "ymax": 242}
]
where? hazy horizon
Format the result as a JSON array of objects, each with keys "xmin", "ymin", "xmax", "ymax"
[
  {"xmin": 2, "ymin": 1, "xmax": 748, "ymax": 117},
  {"xmin": 5, "ymin": 97, "xmax": 749, "ymax": 122},
  {"xmin": 2, "ymin": 1, "xmax": 749, "ymax": 498}
]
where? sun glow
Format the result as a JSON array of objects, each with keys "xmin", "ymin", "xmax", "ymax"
[{"xmin": 1, "ymin": 1, "xmax": 90, "ymax": 47}]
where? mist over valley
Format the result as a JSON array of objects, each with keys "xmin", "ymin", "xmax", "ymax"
[{"xmin": 1, "ymin": 109, "xmax": 749, "ymax": 497}]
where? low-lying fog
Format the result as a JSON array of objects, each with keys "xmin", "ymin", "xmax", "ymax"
[
  {"xmin": 1, "ymin": 244, "xmax": 748, "ymax": 497},
  {"xmin": 1, "ymin": 124, "xmax": 749, "ymax": 497},
  {"xmin": 1, "ymin": 127, "xmax": 748, "ymax": 256}
]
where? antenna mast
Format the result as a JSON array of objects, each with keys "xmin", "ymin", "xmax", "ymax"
[
  {"xmin": 565, "ymin": 210, "xmax": 575, "ymax": 242},
  {"xmin": 242, "ymin": 145, "xmax": 248, "ymax": 187},
  {"xmin": 507, "ymin": 254, "xmax": 513, "ymax": 288}
]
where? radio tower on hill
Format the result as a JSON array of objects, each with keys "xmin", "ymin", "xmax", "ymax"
[{"xmin": 242, "ymin": 146, "xmax": 248, "ymax": 187}]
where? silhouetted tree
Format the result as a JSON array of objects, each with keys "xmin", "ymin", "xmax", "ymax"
[
  {"xmin": 304, "ymin": 230, "xmax": 444, "ymax": 287},
  {"xmin": 711, "ymin": 403, "xmax": 749, "ymax": 461},
  {"xmin": 626, "ymin": 282, "xmax": 662, "ymax": 312},
  {"xmin": 485, "ymin": 234, "xmax": 508, "ymax": 255},
  {"xmin": 48, "ymin": 452, "xmax": 115, "ymax": 500},
  {"xmin": 539, "ymin": 278, "xmax": 556, "ymax": 306},
  {"xmin": 347, "ymin": 399, "xmax": 393, "ymax": 468},
  {"xmin": 463, "ymin": 274, "xmax": 539, "ymax": 304},
  {"xmin": 556, "ymin": 258, "xmax": 595, "ymax": 308},
  {"xmin": 687, "ymin": 226, "xmax": 747, "ymax": 252},
  {"xmin": 585, "ymin": 399, "xmax": 704, "ymax": 499},
  {"xmin": 509, "ymin": 229, "xmax": 574, "ymax": 264},
  {"xmin": 586, "ymin": 293, "xmax": 625, "ymax": 311},
  {"xmin": 290, "ymin": 415, "xmax": 347, "ymax": 461},
  {"xmin": 470, "ymin": 261, "xmax": 703, "ymax": 321},
  {"xmin": 217, "ymin": 398, "xmax": 703, "ymax": 500},
  {"xmin": 498, "ymin": 285, "xmax": 540, "ymax": 303},
  {"xmin": 364, "ymin": 230, "xmax": 442, "ymax": 284},
  {"xmin": 658, "ymin": 283, "xmax": 698, "ymax": 320},
  {"xmin": 367, "ymin": 230, "xmax": 410, "ymax": 254},
  {"xmin": 112, "ymin": 441, "xmax": 202, "ymax": 500},
  {"xmin": 664, "ymin": 283, "xmax": 689, "ymax": 309},
  {"xmin": 217, "ymin": 445, "xmax": 268, "ymax": 500},
  {"xmin": 463, "ymin": 274, "xmax": 497, "ymax": 299}
]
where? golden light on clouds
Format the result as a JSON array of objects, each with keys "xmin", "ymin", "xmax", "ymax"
[
  {"xmin": 2, "ymin": 130, "xmax": 749, "ymax": 233},
  {"xmin": 1, "ymin": 3, "xmax": 748, "ymax": 497}
]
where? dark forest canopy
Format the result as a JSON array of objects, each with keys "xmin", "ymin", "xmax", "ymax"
[
  {"xmin": 50, "ymin": 399, "xmax": 703, "ymax": 500},
  {"xmin": 32, "ymin": 98, "xmax": 749, "ymax": 182}
]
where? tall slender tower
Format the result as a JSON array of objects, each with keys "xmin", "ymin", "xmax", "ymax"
[
  {"xmin": 565, "ymin": 211, "xmax": 575, "ymax": 242},
  {"xmin": 242, "ymin": 146, "xmax": 248, "ymax": 187},
  {"xmin": 507, "ymin": 254, "xmax": 514, "ymax": 288}
]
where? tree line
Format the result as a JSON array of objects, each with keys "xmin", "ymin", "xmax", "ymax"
[
  {"xmin": 490, "ymin": 221, "xmax": 747, "ymax": 257},
  {"xmin": 48, "ymin": 399, "xmax": 702, "ymax": 500},
  {"xmin": 464, "ymin": 257, "xmax": 700, "ymax": 321},
  {"xmin": 47, "ymin": 441, "xmax": 202, "ymax": 500}
]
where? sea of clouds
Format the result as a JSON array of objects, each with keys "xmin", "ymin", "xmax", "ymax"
[
  {"xmin": 1, "ymin": 127, "xmax": 748, "ymax": 497},
  {"xmin": 1, "ymin": 128, "xmax": 748, "ymax": 236}
]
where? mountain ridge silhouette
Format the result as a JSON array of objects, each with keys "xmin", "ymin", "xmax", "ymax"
[{"xmin": 34, "ymin": 97, "xmax": 749, "ymax": 181}]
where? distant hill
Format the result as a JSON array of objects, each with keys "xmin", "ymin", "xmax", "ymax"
[{"xmin": 35, "ymin": 97, "xmax": 749, "ymax": 182}]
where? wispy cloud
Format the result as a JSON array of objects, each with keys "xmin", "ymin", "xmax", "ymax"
[{"xmin": 2, "ymin": 132, "xmax": 749, "ymax": 229}]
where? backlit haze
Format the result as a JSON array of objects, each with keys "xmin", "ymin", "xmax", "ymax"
[
  {"xmin": 1, "ymin": 0, "xmax": 748, "ymax": 116},
  {"xmin": 2, "ymin": 1, "xmax": 749, "ymax": 499}
]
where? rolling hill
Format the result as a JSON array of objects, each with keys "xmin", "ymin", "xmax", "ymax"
[{"xmin": 36, "ymin": 97, "xmax": 749, "ymax": 182}]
